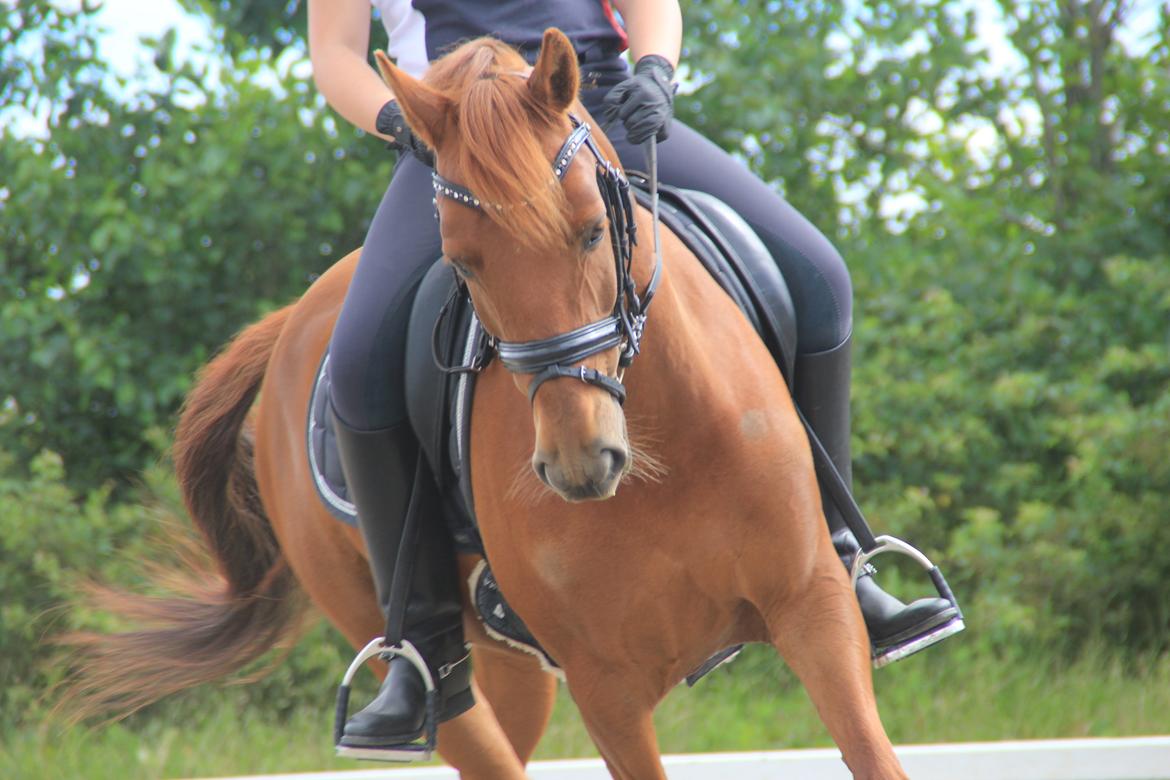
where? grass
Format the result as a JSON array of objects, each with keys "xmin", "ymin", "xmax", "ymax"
[{"xmin": 3, "ymin": 641, "xmax": 1169, "ymax": 780}]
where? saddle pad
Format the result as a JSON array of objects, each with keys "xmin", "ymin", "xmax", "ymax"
[{"xmin": 307, "ymin": 352, "xmax": 358, "ymax": 527}]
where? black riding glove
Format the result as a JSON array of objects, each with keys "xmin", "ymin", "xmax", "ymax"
[
  {"xmin": 602, "ymin": 54, "xmax": 676, "ymax": 145},
  {"xmin": 375, "ymin": 99, "xmax": 435, "ymax": 167}
]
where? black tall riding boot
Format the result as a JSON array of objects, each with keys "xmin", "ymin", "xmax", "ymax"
[
  {"xmin": 795, "ymin": 335, "xmax": 962, "ymax": 665},
  {"xmin": 331, "ymin": 410, "xmax": 473, "ymax": 756}
]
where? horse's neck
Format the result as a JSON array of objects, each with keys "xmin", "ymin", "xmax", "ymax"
[{"xmin": 623, "ymin": 207, "xmax": 792, "ymax": 449}]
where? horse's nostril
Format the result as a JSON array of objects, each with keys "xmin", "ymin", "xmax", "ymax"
[
  {"xmin": 534, "ymin": 459, "xmax": 550, "ymax": 486},
  {"xmin": 602, "ymin": 447, "xmax": 627, "ymax": 476}
]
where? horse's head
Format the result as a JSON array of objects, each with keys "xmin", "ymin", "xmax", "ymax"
[{"xmin": 377, "ymin": 30, "xmax": 636, "ymax": 502}]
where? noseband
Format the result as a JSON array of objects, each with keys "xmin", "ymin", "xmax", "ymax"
[{"xmin": 431, "ymin": 116, "xmax": 662, "ymax": 406}]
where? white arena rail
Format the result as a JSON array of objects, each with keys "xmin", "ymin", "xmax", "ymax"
[{"xmin": 194, "ymin": 736, "xmax": 1170, "ymax": 780}]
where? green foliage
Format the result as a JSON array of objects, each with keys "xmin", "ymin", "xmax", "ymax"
[
  {"xmin": 0, "ymin": 448, "xmax": 155, "ymax": 720},
  {"xmin": 678, "ymin": 1, "xmax": 989, "ymax": 239},
  {"xmin": 680, "ymin": 0, "xmax": 1170, "ymax": 654},
  {"xmin": 174, "ymin": 0, "xmax": 382, "ymax": 62},
  {"xmin": 0, "ymin": 442, "xmax": 354, "ymax": 729},
  {"xmin": 1, "ymin": 1, "xmax": 102, "ymax": 115},
  {"xmin": 177, "ymin": 0, "xmax": 307, "ymax": 56},
  {"xmin": 852, "ymin": 239, "xmax": 1170, "ymax": 650},
  {"xmin": 1, "ymin": 21, "xmax": 389, "ymax": 488}
]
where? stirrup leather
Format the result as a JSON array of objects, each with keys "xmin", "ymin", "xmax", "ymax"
[
  {"xmin": 334, "ymin": 638, "xmax": 438, "ymax": 762},
  {"xmin": 851, "ymin": 535, "xmax": 966, "ymax": 669}
]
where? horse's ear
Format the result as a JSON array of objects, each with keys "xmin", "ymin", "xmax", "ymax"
[
  {"xmin": 374, "ymin": 50, "xmax": 451, "ymax": 149},
  {"xmin": 527, "ymin": 28, "xmax": 579, "ymax": 115}
]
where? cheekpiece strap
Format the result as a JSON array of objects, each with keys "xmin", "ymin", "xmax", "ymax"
[{"xmin": 553, "ymin": 120, "xmax": 592, "ymax": 180}]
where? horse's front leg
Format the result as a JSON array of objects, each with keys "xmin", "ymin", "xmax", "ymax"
[
  {"xmin": 563, "ymin": 662, "xmax": 668, "ymax": 780},
  {"xmin": 767, "ymin": 531, "xmax": 909, "ymax": 780}
]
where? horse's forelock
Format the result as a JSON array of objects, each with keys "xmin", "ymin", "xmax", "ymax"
[
  {"xmin": 427, "ymin": 39, "xmax": 572, "ymax": 248},
  {"xmin": 423, "ymin": 37, "xmax": 526, "ymax": 89}
]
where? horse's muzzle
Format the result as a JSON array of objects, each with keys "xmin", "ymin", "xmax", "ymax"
[{"xmin": 533, "ymin": 439, "xmax": 628, "ymax": 502}]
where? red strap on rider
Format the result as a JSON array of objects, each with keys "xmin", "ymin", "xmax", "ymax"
[{"xmin": 599, "ymin": 0, "xmax": 629, "ymax": 51}]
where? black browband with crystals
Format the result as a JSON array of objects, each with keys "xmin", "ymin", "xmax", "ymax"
[{"xmin": 431, "ymin": 115, "xmax": 663, "ymax": 406}]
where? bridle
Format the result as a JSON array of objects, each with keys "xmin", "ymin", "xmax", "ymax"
[{"xmin": 431, "ymin": 115, "xmax": 662, "ymax": 406}]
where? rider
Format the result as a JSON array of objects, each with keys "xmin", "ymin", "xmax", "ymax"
[{"xmin": 308, "ymin": 0, "xmax": 961, "ymax": 758}]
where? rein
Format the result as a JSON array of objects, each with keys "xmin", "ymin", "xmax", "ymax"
[{"xmin": 431, "ymin": 116, "xmax": 663, "ymax": 406}]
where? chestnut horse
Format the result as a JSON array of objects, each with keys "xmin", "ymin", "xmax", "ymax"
[{"xmin": 67, "ymin": 30, "xmax": 907, "ymax": 780}]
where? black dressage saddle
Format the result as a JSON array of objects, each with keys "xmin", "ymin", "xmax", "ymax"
[{"xmin": 308, "ymin": 180, "xmax": 797, "ymax": 681}]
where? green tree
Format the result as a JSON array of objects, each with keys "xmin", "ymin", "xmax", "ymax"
[
  {"xmin": 677, "ymin": 0, "xmax": 1170, "ymax": 652},
  {"xmin": 1, "ymin": 10, "xmax": 389, "ymax": 487},
  {"xmin": 844, "ymin": 0, "xmax": 1170, "ymax": 651}
]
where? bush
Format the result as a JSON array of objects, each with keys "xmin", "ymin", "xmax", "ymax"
[
  {"xmin": 0, "ymin": 444, "xmax": 361, "ymax": 729},
  {"xmin": 850, "ymin": 236, "xmax": 1170, "ymax": 653},
  {"xmin": 0, "ymin": 449, "xmax": 153, "ymax": 722}
]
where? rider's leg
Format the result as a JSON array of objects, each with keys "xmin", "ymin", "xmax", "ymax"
[
  {"xmin": 583, "ymin": 78, "xmax": 960, "ymax": 660},
  {"xmin": 331, "ymin": 413, "xmax": 473, "ymax": 747},
  {"xmin": 328, "ymin": 155, "xmax": 472, "ymax": 750},
  {"xmin": 795, "ymin": 335, "xmax": 961, "ymax": 663}
]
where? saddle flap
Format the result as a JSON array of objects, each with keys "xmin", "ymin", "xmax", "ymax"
[
  {"xmin": 404, "ymin": 260, "xmax": 481, "ymax": 552},
  {"xmin": 307, "ymin": 353, "xmax": 357, "ymax": 526}
]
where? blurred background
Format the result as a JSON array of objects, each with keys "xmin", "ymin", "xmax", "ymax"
[{"xmin": 2, "ymin": 1, "xmax": 1169, "ymax": 777}]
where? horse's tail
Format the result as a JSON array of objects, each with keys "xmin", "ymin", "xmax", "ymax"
[{"xmin": 61, "ymin": 305, "xmax": 305, "ymax": 721}]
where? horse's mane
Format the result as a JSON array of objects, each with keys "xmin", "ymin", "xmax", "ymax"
[{"xmin": 424, "ymin": 38, "xmax": 572, "ymax": 248}]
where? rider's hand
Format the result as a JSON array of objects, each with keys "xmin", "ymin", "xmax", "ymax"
[
  {"xmin": 602, "ymin": 55, "xmax": 676, "ymax": 145},
  {"xmin": 375, "ymin": 100, "xmax": 435, "ymax": 167}
]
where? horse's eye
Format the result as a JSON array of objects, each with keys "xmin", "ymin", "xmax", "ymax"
[{"xmin": 584, "ymin": 224, "xmax": 606, "ymax": 252}]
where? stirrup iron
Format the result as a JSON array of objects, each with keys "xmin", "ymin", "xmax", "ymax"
[
  {"xmin": 334, "ymin": 637, "xmax": 438, "ymax": 762},
  {"xmin": 851, "ymin": 535, "xmax": 966, "ymax": 669}
]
